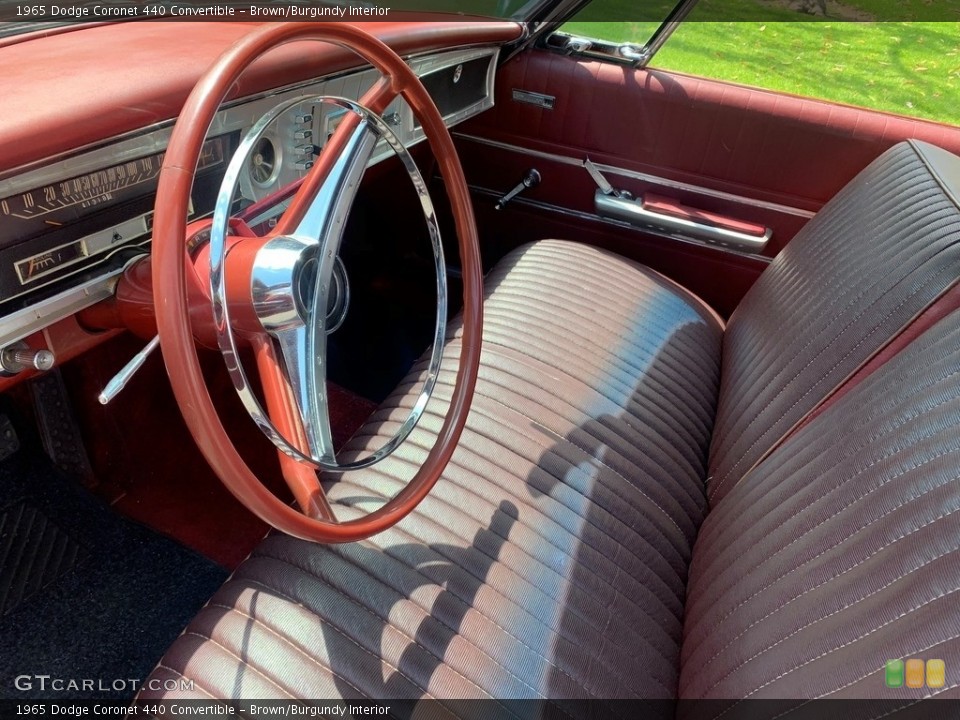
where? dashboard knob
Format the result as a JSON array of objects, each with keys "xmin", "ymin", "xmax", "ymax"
[{"xmin": 0, "ymin": 344, "xmax": 55, "ymax": 374}]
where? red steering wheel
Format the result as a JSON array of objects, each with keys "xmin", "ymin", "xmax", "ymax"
[{"xmin": 152, "ymin": 23, "xmax": 483, "ymax": 543}]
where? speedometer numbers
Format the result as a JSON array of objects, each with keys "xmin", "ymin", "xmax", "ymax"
[
  {"xmin": 2, "ymin": 155, "xmax": 163, "ymax": 222},
  {"xmin": 0, "ymin": 136, "xmax": 228, "ymax": 299},
  {"xmin": 0, "ymin": 136, "xmax": 224, "ymax": 227}
]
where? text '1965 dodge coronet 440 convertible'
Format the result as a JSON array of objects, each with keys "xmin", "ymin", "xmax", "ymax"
[{"xmin": 0, "ymin": 0, "xmax": 959, "ymax": 716}]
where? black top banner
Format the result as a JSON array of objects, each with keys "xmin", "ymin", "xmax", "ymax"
[{"xmin": 0, "ymin": 0, "xmax": 959, "ymax": 24}]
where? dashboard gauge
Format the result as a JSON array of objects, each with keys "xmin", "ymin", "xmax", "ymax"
[
  {"xmin": 249, "ymin": 137, "xmax": 278, "ymax": 186},
  {"xmin": 3, "ymin": 154, "xmax": 162, "ymax": 220},
  {"xmin": 0, "ymin": 136, "xmax": 225, "ymax": 246},
  {"xmin": 15, "ymin": 238, "xmax": 86, "ymax": 284}
]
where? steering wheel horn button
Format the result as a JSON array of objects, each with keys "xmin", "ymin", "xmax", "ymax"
[{"xmin": 249, "ymin": 236, "xmax": 312, "ymax": 332}]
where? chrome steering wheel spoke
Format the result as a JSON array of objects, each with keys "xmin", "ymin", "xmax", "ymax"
[
  {"xmin": 271, "ymin": 324, "xmax": 335, "ymax": 464},
  {"xmin": 259, "ymin": 116, "xmax": 379, "ymax": 465}
]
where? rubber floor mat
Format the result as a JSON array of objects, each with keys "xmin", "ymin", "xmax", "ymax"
[{"xmin": 0, "ymin": 502, "xmax": 88, "ymax": 616}]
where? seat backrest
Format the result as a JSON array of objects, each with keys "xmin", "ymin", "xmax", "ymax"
[
  {"xmin": 708, "ymin": 140, "xmax": 960, "ymax": 505},
  {"xmin": 681, "ymin": 305, "xmax": 960, "ymax": 699}
]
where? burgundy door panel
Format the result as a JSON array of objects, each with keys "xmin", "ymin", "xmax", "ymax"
[
  {"xmin": 466, "ymin": 49, "xmax": 960, "ymax": 208},
  {"xmin": 457, "ymin": 49, "xmax": 960, "ymax": 312},
  {"xmin": 453, "ymin": 135, "xmax": 812, "ymax": 257}
]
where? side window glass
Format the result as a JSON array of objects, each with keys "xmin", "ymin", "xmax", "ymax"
[{"xmin": 555, "ymin": 4, "xmax": 960, "ymax": 126}]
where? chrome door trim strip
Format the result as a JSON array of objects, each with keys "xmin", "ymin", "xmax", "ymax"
[
  {"xmin": 466, "ymin": 183, "xmax": 774, "ymax": 263},
  {"xmin": 453, "ymin": 133, "xmax": 817, "ymax": 220},
  {"xmin": 594, "ymin": 189, "xmax": 771, "ymax": 253}
]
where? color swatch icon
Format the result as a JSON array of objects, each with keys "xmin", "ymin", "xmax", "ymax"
[
  {"xmin": 927, "ymin": 659, "xmax": 946, "ymax": 689},
  {"xmin": 885, "ymin": 659, "xmax": 946, "ymax": 689},
  {"xmin": 885, "ymin": 659, "xmax": 904, "ymax": 688},
  {"xmin": 906, "ymin": 659, "xmax": 925, "ymax": 688}
]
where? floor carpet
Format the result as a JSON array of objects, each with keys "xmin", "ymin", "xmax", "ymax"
[{"xmin": 0, "ymin": 412, "xmax": 227, "ymax": 700}]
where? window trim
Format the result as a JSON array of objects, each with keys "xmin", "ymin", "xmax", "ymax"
[{"xmin": 530, "ymin": 0, "xmax": 701, "ymax": 68}]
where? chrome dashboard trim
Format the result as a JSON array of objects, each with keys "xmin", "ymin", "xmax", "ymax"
[
  {"xmin": 0, "ymin": 235, "xmax": 150, "ymax": 308},
  {"xmin": 14, "ymin": 213, "xmax": 149, "ymax": 286},
  {"xmin": 452, "ymin": 132, "xmax": 817, "ymax": 219},
  {"xmin": 403, "ymin": 46, "xmax": 498, "ymax": 147},
  {"xmin": 0, "ymin": 267, "xmax": 124, "ymax": 348},
  {"xmin": 0, "ymin": 45, "xmax": 501, "ymax": 186}
]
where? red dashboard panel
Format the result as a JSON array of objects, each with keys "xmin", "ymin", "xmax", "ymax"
[
  {"xmin": 0, "ymin": 19, "xmax": 522, "ymax": 175},
  {"xmin": 0, "ymin": 19, "xmax": 522, "ymax": 388}
]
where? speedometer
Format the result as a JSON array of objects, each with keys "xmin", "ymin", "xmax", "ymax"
[
  {"xmin": 4, "ymin": 154, "xmax": 163, "ymax": 220},
  {"xmin": 0, "ymin": 136, "xmax": 225, "ymax": 243}
]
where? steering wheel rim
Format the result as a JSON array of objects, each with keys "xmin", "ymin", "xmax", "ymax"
[{"xmin": 152, "ymin": 22, "xmax": 483, "ymax": 543}]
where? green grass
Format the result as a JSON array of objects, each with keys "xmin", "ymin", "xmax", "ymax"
[{"xmin": 564, "ymin": 5, "xmax": 960, "ymax": 126}]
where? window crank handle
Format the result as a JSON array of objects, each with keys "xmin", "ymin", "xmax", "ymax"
[{"xmin": 495, "ymin": 168, "xmax": 541, "ymax": 210}]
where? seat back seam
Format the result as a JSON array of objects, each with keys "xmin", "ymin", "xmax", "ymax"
[{"xmin": 718, "ymin": 275, "xmax": 960, "ymax": 501}]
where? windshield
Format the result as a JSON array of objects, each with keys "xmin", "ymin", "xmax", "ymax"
[{"xmin": 0, "ymin": 0, "xmax": 552, "ymax": 37}]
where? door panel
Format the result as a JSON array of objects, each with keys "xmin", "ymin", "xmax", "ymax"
[{"xmin": 455, "ymin": 48, "xmax": 960, "ymax": 315}]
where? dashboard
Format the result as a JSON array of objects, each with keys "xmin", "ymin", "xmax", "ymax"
[{"xmin": 0, "ymin": 20, "xmax": 520, "ymax": 376}]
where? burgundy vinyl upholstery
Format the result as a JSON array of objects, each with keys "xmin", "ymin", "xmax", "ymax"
[
  {"xmin": 143, "ymin": 241, "xmax": 724, "ymax": 700},
  {"xmin": 708, "ymin": 140, "xmax": 960, "ymax": 504},
  {"xmin": 682, "ymin": 309, "xmax": 960, "ymax": 700},
  {"xmin": 145, "ymin": 141, "xmax": 960, "ymax": 703}
]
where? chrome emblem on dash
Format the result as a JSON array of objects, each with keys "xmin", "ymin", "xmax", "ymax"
[{"xmin": 453, "ymin": 64, "xmax": 463, "ymax": 84}]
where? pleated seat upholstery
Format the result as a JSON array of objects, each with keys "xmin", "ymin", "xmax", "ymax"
[
  {"xmin": 681, "ymin": 308, "xmax": 960, "ymax": 701},
  {"xmin": 145, "ymin": 140, "xmax": 960, "ymax": 704},
  {"xmin": 145, "ymin": 240, "xmax": 725, "ymax": 700},
  {"xmin": 708, "ymin": 140, "xmax": 960, "ymax": 505}
]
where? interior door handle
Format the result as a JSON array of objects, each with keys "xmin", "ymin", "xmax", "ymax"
[{"xmin": 594, "ymin": 190, "xmax": 771, "ymax": 253}]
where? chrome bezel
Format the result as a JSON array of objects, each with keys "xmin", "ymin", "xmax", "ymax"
[{"xmin": 210, "ymin": 95, "xmax": 448, "ymax": 472}]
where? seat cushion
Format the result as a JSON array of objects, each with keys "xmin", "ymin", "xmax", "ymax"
[
  {"xmin": 682, "ymin": 307, "xmax": 960, "ymax": 700},
  {"xmin": 141, "ymin": 240, "xmax": 724, "ymax": 701},
  {"xmin": 709, "ymin": 140, "xmax": 960, "ymax": 505}
]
